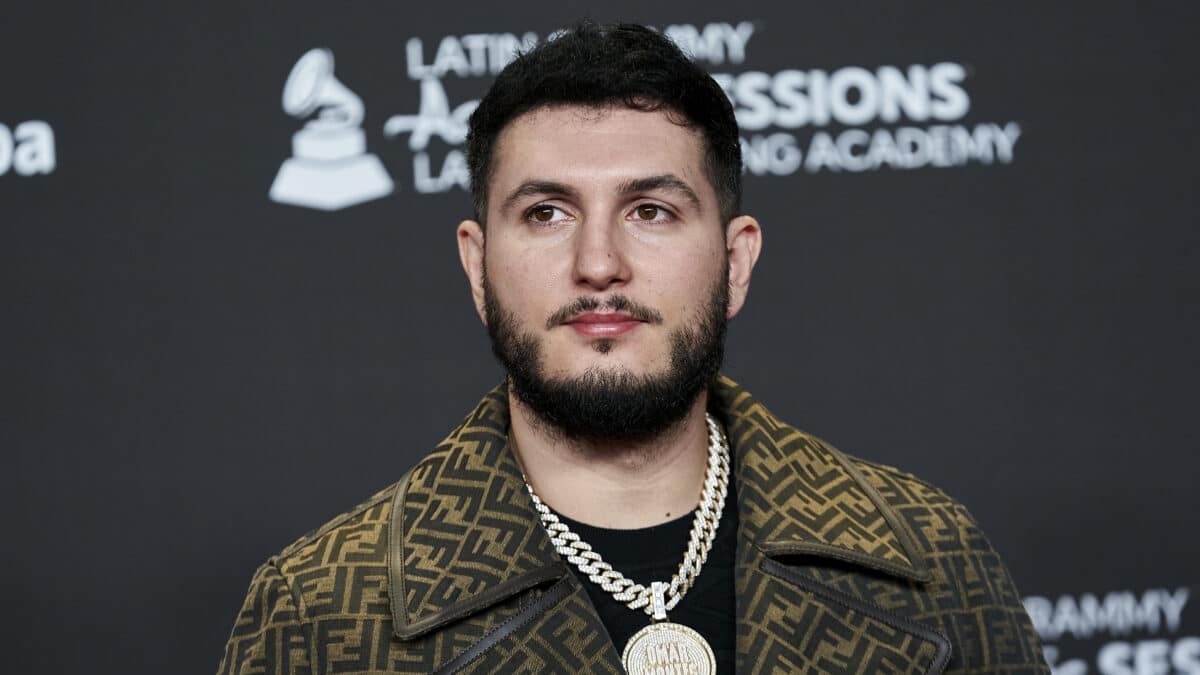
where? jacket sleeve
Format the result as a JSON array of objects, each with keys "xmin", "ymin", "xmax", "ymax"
[
  {"xmin": 950, "ymin": 502, "xmax": 1051, "ymax": 674},
  {"xmin": 217, "ymin": 562, "xmax": 314, "ymax": 675}
]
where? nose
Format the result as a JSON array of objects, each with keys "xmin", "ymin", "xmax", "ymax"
[{"xmin": 571, "ymin": 218, "xmax": 631, "ymax": 291}]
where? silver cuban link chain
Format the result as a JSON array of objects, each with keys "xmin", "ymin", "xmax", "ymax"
[{"xmin": 526, "ymin": 413, "xmax": 730, "ymax": 620}]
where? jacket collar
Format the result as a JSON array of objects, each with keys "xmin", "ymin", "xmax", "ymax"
[
  {"xmin": 709, "ymin": 376, "xmax": 931, "ymax": 583},
  {"xmin": 389, "ymin": 376, "xmax": 930, "ymax": 638}
]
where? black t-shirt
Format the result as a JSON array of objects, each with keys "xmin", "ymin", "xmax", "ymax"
[{"xmin": 556, "ymin": 487, "xmax": 738, "ymax": 672}]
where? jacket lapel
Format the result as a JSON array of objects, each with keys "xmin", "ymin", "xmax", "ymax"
[
  {"xmin": 388, "ymin": 385, "xmax": 566, "ymax": 639},
  {"xmin": 715, "ymin": 376, "xmax": 930, "ymax": 582},
  {"xmin": 387, "ymin": 385, "xmax": 624, "ymax": 672},
  {"xmin": 712, "ymin": 376, "xmax": 952, "ymax": 674}
]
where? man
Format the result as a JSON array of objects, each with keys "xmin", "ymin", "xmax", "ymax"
[{"xmin": 219, "ymin": 22, "xmax": 1048, "ymax": 674}]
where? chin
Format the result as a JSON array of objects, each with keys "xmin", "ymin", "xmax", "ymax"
[{"xmin": 555, "ymin": 356, "xmax": 666, "ymax": 382}]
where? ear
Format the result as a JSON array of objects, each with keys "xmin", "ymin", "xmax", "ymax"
[
  {"xmin": 456, "ymin": 219, "xmax": 488, "ymax": 325},
  {"xmin": 724, "ymin": 215, "xmax": 763, "ymax": 319}
]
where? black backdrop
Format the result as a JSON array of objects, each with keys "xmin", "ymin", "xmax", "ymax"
[{"xmin": 3, "ymin": 2, "xmax": 1197, "ymax": 673}]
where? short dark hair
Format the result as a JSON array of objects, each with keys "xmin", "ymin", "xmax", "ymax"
[{"xmin": 466, "ymin": 21, "xmax": 742, "ymax": 225}]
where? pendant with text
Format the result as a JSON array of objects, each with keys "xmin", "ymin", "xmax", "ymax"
[{"xmin": 622, "ymin": 622, "xmax": 716, "ymax": 675}]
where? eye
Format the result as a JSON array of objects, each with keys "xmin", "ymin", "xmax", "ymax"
[
  {"xmin": 631, "ymin": 204, "xmax": 673, "ymax": 223},
  {"xmin": 524, "ymin": 204, "xmax": 569, "ymax": 225}
]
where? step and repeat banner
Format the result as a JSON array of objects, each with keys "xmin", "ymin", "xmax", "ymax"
[{"xmin": 3, "ymin": 2, "xmax": 1196, "ymax": 673}]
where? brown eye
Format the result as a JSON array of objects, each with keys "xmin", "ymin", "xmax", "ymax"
[
  {"xmin": 636, "ymin": 205, "xmax": 661, "ymax": 220},
  {"xmin": 532, "ymin": 206, "xmax": 555, "ymax": 222}
]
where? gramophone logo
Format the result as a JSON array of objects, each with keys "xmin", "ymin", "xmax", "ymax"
[{"xmin": 269, "ymin": 48, "xmax": 394, "ymax": 211}]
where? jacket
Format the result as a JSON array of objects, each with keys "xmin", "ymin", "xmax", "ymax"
[{"xmin": 218, "ymin": 376, "xmax": 1049, "ymax": 674}]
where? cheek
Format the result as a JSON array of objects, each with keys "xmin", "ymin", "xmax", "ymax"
[
  {"xmin": 487, "ymin": 261, "xmax": 558, "ymax": 323},
  {"xmin": 636, "ymin": 243, "xmax": 724, "ymax": 306},
  {"xmin": 489, "ymin": 238, "xmax": 574, "ymax": 304}
]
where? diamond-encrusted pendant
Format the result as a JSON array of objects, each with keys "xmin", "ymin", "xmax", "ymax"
[{"xmin": 622, "ymin": 622, "xmax": 716, "ymax": 675}]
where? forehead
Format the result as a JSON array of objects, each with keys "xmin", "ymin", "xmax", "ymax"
[{"xmin": 487, "ymin": 105, "xmax": 713, "ymax": 207}]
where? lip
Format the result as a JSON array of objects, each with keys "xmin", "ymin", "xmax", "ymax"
[{"xmin": 565, "ymin": 312, "xmax": 643, "ymax": 337}]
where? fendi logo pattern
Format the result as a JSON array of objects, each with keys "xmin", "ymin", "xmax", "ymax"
[
  {"xmin": 218, "ymin": 377, "xmax": 1047, "ymax": 674},
  {"xmin": 737, "ymin": 548, "xmax": 948, "ymax": 674},
  {"xmin": 453, "ymin": 582, "xmax": 622, "ymax": 674},
  {"xmin": 218, "ymin": 391, "xmax": 624, "ymax": 674},
  {"xmin": 218, "ymin": 484, "xmax": 622, "ymax": 673},
  {"xmin": 396, "ymin": 394, "xmax": 560, "ymax": 630},
  {"xmin": 792, "ymin": 464, "xmax": 1047, "ymax": 672},
  {"xmin": 720, "ymin": 381, "xmax": 921, "ymax": 576},
  {"xmin": 712, "ymin": 377, "xmax": 1045, "ymax": 674}
]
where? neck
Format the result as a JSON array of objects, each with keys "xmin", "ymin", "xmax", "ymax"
[{"xmin": 509, "ymin": 389, "xmax": 712, "ymax": 529}]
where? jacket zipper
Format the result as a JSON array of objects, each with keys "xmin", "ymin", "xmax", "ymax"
[
  {"xmin": 433, "ymin": 575, "xmax": 575, "ymax": 674},
  {"xmin": 761, "ymin": 558, "xmax": 953, "ymax": 675}
]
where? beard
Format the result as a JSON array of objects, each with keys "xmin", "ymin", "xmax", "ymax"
[{"xmin": 483, "ymin": 266, "xmax": 729, "ymax": 443}]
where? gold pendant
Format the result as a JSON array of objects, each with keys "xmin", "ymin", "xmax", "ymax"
[{"xmin": 622, "ymin": 622, "xmax": 716, "ymax": 675}]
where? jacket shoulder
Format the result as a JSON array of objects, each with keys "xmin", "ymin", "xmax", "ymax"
[
  {"xmin": 219, "ymin": 475, "xmax": 412, "ymax": 674},
  {"xmin": 838, "ymin": 448, "xmax": 996, "ymax": 556},
  {"xmin": 847, "ymin": 453, "xmax": 965, "ymax": 511},
  {"xmin": 272, "ymin": 477, "xmax": 404, "ymax": 565},
  {"xmin": 787, "ymin": 427, "xmax": 973, "ymax": 525},
  {"xmin": 810, "ymin": 441, "xmax": 1049, "ymax": 671},
  {"xmin": 789, "ymin": 428, "xmax": 1021, "ymax": 583}
]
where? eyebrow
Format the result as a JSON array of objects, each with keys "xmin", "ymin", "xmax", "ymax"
[
  {"xmin": 498, "ymin": 174, "xmax": 704, "ymax": 216},
  {"xmin": 500, "ymin": 180, "xmax": 580, "ymax": 215},
  {"xmin": 617, "ymin": 174, "xmax": 703, "ymax": 213}
]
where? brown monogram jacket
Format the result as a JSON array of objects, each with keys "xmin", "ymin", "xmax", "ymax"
[{"xmin": 218, "ymin": 377, "xmax": 1049, "ymax": 674}]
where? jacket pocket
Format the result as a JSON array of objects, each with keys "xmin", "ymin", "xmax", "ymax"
[
  {"xmin": 755, "ymin": 558, "xmax": 952, "ymax": 675},
  {"xmin": 433, "ymin": 576, "xmax": 573, "ymax": 674}
]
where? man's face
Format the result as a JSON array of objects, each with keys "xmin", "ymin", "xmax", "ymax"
[{"xmin": 459, "ymin": 105, "xmax": 756, "ymax": 440}]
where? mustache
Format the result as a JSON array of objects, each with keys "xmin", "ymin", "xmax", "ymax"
[{"xmin": 545, "ymin": 294, "xmax": 665, "ymax": 330}]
